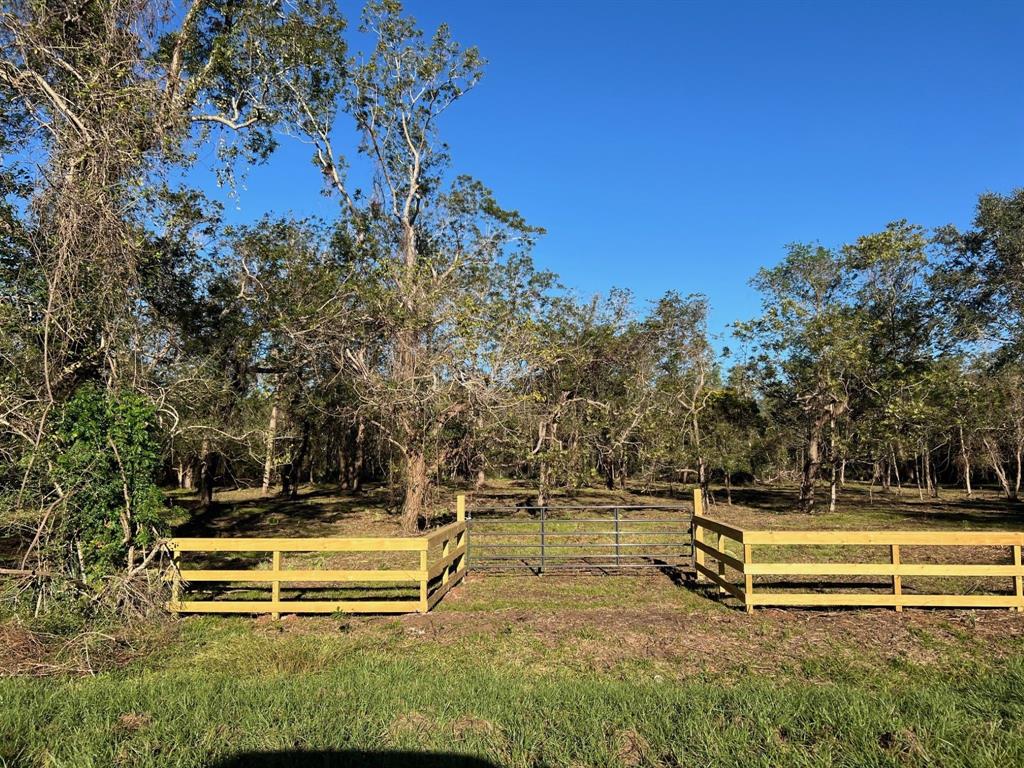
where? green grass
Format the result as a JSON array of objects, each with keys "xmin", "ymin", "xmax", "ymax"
[
  {"xmin": 2, "ymin": 615, "xmax": 1024, "ymax": 768},
  {"xmin": 5, "ymin": 484, "xmax": 1024, "ymax": 767},
  {"xmin": 4, "ymin": 581, "xmax": 1024, "ymax": 768}
]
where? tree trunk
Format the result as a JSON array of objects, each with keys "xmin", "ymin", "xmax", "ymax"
[
  {"xmin": 891, "ymin": 446, "xmax": 902, "ymax": 496},
  {"xmin": 402, "ymin": 449, "xmax": 428, "ymax": 531},
  {"xmin": 261, "ymin": 401, "xmax": 278, "ymax": 497},
  {"xmin": 828, "ymin": 410, "xmax": 838, "ymax": 514},
  {"xmin": 800, "ymin": 414, "xmax": 826, "ymax": 514},
  {"xmin": 339, "ymin": 418, "xmax": 365, "ymax": 493},
  {"xmin": 922, "ymin": 444, "xmax": 935, "ymax": 498},
  {"xmin": 959, "ymin": 426, "xmax": 972, "ymax": 497},
  {"xmin": 197, "ymin": 439, "xmax": 216, "ymax": 508},
  {"xmin": 537, "ymin": 459, "xmax": 550, "ymax": 507},
  {"xmin": 983, "ymin": 438, "xmax": 1015, "ymax": 501},
  {"xmin": 284, "ymin": 423, "xmax": 310, "ymax": 500}
]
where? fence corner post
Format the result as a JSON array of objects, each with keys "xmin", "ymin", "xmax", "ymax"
[
  {"xmin": 457, "ymin": 494, "xmax": 466, "ymax": 523},
  {"xmin": 692, "ymin": 488, "xmax": 704, "ymax": 582},
  {"xmin": 419, "ymin": 544, "xmax": 429, "ymax": 613}
]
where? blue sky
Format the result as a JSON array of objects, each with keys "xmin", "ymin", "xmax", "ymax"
[{"xmin": 202, "ymin": 0, "xmax": 1024, "ymax": 344}]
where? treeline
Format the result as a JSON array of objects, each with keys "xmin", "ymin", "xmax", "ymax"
[{"xmin": 1, "ymin": 1, "xmax": 1022, "ymax": 601}]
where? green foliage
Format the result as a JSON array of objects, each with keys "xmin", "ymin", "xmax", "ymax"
[{"xmin": 49, "ymin": 385, "xmax": 164, "ymax": 583}]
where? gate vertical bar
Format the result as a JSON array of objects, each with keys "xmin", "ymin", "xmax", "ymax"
[
  {"xmin": 539, "ymin": 505, "xmax": 546, "ymax": 575},
  {"xmin": 614, "ymin": 506, "xmax": 621, "ymax": 566}
]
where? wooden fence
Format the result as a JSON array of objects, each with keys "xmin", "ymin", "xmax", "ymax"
[
  {"xmin": 692, "ymin": 490, "xmax": 1024, "ymax": 612},
  {"xmin": 167, "ymin": 498, "xmax": 467, "ymax": 617}
]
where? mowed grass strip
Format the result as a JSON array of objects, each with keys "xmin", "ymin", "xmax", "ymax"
[{"xmin": 2, "ymin": 624, "xmax": 1024, "ymax": 768}]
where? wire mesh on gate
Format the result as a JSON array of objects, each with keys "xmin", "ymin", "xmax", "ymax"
[{"xmin": 465, "ymin": 504, "xmax": 694, "ymax": 575}]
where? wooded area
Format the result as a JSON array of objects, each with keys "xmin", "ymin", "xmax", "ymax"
[{"xmin": 2, "ymin": 0, "xmax": 1023, "ymax": 615}]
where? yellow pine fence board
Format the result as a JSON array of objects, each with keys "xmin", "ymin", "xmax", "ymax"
[
  {"xmin": 694, "ymin": 540, "xmax": 744, "ymax": 572},
  {"xmin": 695, "ymin": 562, "xmax": 746, "ymax": 602},
  {"xmin": 428, "ymin": 568, "xmax": 466, "ymax": 610},
  {"xmin": 743, "ymin": 562, "xmax": 1024, "ymax": 577},
  {"xmin": 748, "ymin": 593, "xmax": 1023, "ymax": 609},
  {"xmin": 170, "ymin": 537, "xmax": 426, "ymax": 553},
  {"xmin": 741, "ymin": 530, "xmax": 1024, "ymax": 546},
  {"xmin": 428, "ymin": 545, "xmax": 467, "ymax": 580},
  {"xmin": 169, "ymin": 600, "xmax": 423, "ymax": 614},
  {"xmin": 175, "ymin": 568, "xmax": 425, "ymax": 583}
]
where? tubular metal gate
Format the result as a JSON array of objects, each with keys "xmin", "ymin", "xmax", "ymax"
[{"xmin": 466, "ymin": 504, "xmax": 694, "ymax": 574}]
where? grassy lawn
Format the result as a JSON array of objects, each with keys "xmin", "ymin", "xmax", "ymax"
[{"xmin": 3, "ymin": 482, "xmax": 1024, "ymax": 767}]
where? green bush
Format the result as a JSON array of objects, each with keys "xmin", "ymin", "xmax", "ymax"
[{"xmin": 49, "ymin": 384, "xmax": 165, "ymax": 584}]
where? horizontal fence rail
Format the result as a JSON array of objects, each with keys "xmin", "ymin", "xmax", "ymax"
[
  {"xmin": 167, "ymin": 502, "xmax": 467, "ymax": 617},
  {"xmin": 467, "ymin": 503, "xmax": 693, "ymax": 574},
  {"xmin": 691, "ymin": 490, "xmax": 1024, "ymax": 613}
]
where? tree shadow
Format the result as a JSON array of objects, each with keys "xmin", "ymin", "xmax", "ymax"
[
  {"xmin": 207, "ymin": 750, "xmax": 501, "ymax": 768},
  {"xmin": 173, "ymin": 485, "xmax": 393, "ymax": 537}
]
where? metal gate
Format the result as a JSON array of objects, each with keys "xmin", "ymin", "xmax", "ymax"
[{"xmin": 466, "ymin": 503, "xmax": 693, "ymax": 574}]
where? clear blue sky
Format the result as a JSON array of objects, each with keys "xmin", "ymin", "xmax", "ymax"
[{"xmin": 203, "ymin": 0, "xmax": 1024, "ymax": 343}]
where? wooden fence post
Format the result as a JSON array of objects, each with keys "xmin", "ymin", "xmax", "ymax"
[
  {"xmin": 442, "ymin": 533, "xmax": 451, "ymax": 587},
  {"xmin": 170, "ymin": 545, "xmax": 181, "ymax": 611},
  {"xmin": 419, "ymin": 546, "xmax": 429, "ymax": 613},
  {"xmin": 891, "ymin": 544, "xmax": 902, "ymax": 613},
  {"xmin": 717, "ymin": 533, "xmax": 727, "ymax": 595},
  {"xmin": 271, "ymin": 550, "xmax": 281, "ymax": 620},
  {"xmin": 457, "ymin": 494, "xmax": 468, "ymax": 573},
  {"xmin": 1014, "ymin": 544, "xmax": 1023, "ymax": 612},
  {"xmin": 692, "ymin": 488, "xmax": 704, "ymax": 581},
  {"xmin": 743, "ymin": 543, "xmax": 753, "ymax": 614}
]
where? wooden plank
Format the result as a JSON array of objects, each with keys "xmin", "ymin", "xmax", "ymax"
[
  {"xmin": 691, "ymin": 515, "xmax": 745, "ymax": 542},
  {"xmin": 694, "ymin": 540, "xmax": 744, "ymax": 572},
  {"xmin": 271, "ymin": 551, "xmax": 281, "ymax": 620},
  {"xmin": 694, "ymin": 562, "xmax": 745, "ymax": 601},
  {"xmin": 170, "ymin": 537, "xmax": 426, "ymax": 553},
  {"xmin": 743, "ymin": 543, "xmax": 754, "ymax": 614},
  {"xmin": 425, "ymin": 521, "xmax": 467, "ymax": 547},
  {"xmin": 717, "ymin": 532, "xmax": 727, "ymax": 595},
  {"xmin": 428, "ymin": 568, "xmax": 466, "ymax": 609},
  {"xmin": 741, "ymin": 530, "xmax": 1024, "ymax": 546},
  {"xmin": 428, "ymin": 545, "xmax": 467, "ymax": 580},
  {"xmin": 748, "ymin": 593, "xmax": 1022, "ymax": 608},
  {"xmin": 1015, "ymin": 545, "xmax": 1023, "ymax": 613},
  {"xmin": 176, "ymin": 569, "xmax": 424, "ymax": 583},
  {"xmin": 419, "ymin": 550, "xmax": 428, "ymax": 613},
  {"xmin": 891, "ymin": 544, "xmax": 902, "ymax": 613},
  {"xmin": 170, "ymin": 600, "xmax": 423, "ymax": 614},
  {"xmin": 743, "ymin": 562, "xmax": 1024, "ymax": 577},
  {"xmin": 693, "ymin": 521, "xmax": 705, "ymax": 582}
]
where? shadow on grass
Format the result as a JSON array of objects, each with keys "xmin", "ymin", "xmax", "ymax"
[
  {"xmin": 208, "ymin": 751, "xmax": 500, "ymax": 768},
  {"xmin": 173, "ymin": 485, "xmax": 394, "ymax": 537}
]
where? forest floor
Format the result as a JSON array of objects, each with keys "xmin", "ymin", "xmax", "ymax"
[{"xmin": 2, "ymin": 481, "xmax": 1024, "ymax": 767}]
